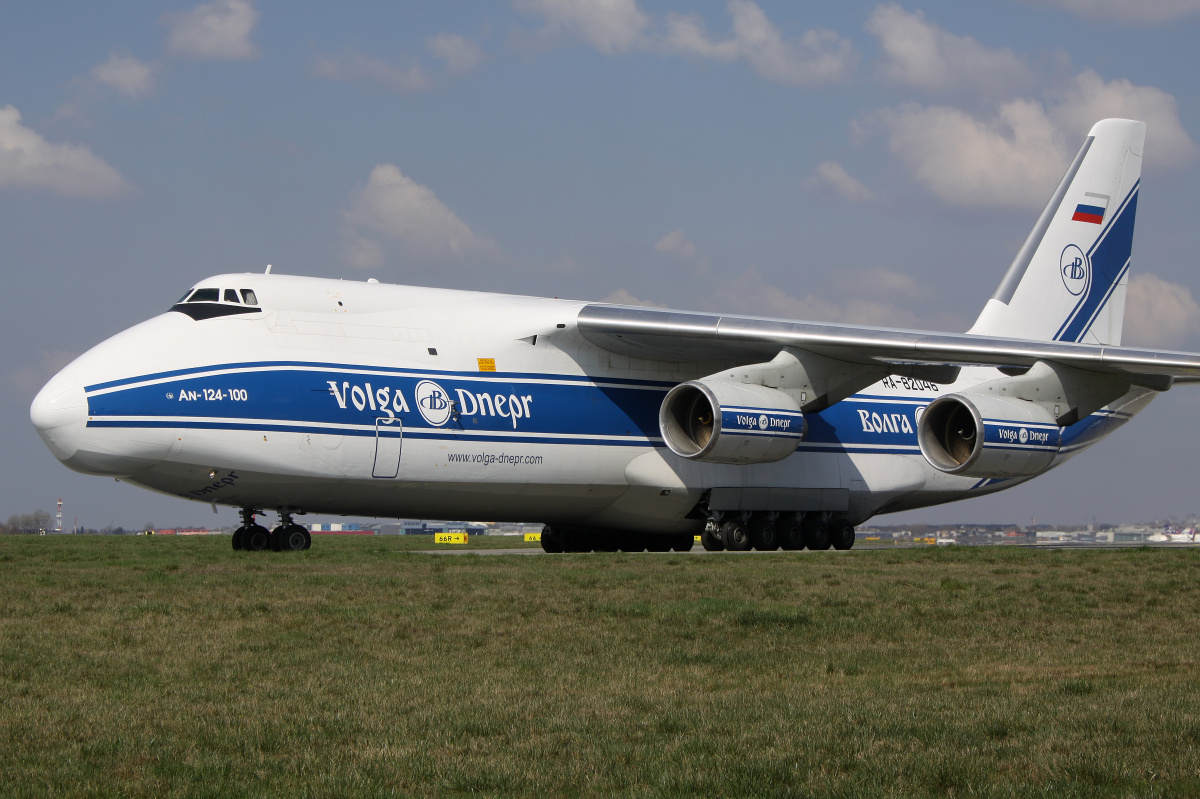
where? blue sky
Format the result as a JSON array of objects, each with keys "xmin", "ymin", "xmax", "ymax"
[{"xmin": 4, "ymin": 0, "xmax": 1200, "ymax": 529}]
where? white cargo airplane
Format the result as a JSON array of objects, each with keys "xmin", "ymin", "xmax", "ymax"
[{"xmin": 30, "ymin": 119, "xmax": 1200, "ymax": 553}]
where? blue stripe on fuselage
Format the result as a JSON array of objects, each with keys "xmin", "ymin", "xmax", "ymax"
[{"xmin": 83, "ymin": 363, "xmax": 1129, "ymax": 456}]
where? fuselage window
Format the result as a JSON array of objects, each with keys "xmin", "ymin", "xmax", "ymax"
[
  {"xmin": 241, "ymin": 289, "xmax": 258, "ymax": 306},
  {"xmin": 189, "ymin": 288, "xmax": 220, "ymax": 303},
  {"xmin": 224, "ymin": 289, "xmax": 241, "ymax": 303}
]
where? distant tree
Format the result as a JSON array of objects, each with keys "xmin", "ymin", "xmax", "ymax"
[{"xmin": 3, "ymin": 511, "xmax": 52, "ymax": 534}]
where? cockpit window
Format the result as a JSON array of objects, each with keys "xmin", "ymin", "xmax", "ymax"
[
  {"xmin": 179, "ymin": 289, "xmax": 196, "ymax": 303},
  {"xmin": 241, "ymin": 289, "xmax": 258, "ymax": 306},
  {"xmin": 224, "ymin": 289, "xmax": 240, "ymax": 303},
  {"xmin": 189, "ymin": 288, "xmax": 220, "ymax": 302}
]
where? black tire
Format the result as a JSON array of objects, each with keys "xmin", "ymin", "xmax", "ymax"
[
  {"xmin": 231, "ymin": 526, "xmax": 246, "ymax": 550},
  {"xmin": 560, "ymin": 527, "xmax": 592, "ymax": 553},
  {"xmin": 595, "ymin": 534, "xmax": 621, "ymax": 552},
  {"xmin": 804, "ymin": 519, "xmax": 831, "ymax": 551},
  {"xmin": 778, "ymin": 519, "xmax": 804, "ymax": 550},
  {"xmin": 646, "ymin": 536, "xmax": 672, "ymax": 552},
  {"xmin": 618, "ymin": 533, "xmax": 645, "ymax": 553},
  {"xmin": 700, "ymin": 526, "xmax": 725, "ymax": 552},
  {"xmin": 269, "ymin": 526, "xmax": 285, "ymax": 552},
  {"xmin": 540, "ymin": 526, "xmax": 563, "ymax": 553},
  {"xmin": 244, "ymin": 524, "xmax": 270, "ymax": 551},
  {"xmin": 282, "ymin": 525, "xmax": 311, "ymax": 552},
  {"xmin": 722, "ymin": 519, "xmax": 751, "ymax": 552},
  {"xmin": 832, "ymin": 521, "xmax": 855, "ymax": 550},
  {"xmin": 671, "ymin": 533, "xmax": 695, "ymax": 552},
  {"xmin": 749, "ymin": 517, "xmax": 779, "ymax": 551}
]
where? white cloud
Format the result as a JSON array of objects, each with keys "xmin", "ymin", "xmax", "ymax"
[
  {"xmin": 0, "ymin": 105, "xmax": 130, "ymax": 198},
  {"xmin": 1123, "ymin": 273, "xmax": 1200, "ymax": 348},
  {"xmin": 165, "ymin": 0, "xmax": 259, "ymax": 60},
  {"xmin": 1050, "ymin": 69, "xmax": 1197, "ymax": 167},
  {"xmin": 514, "ymin": 0, "xmax": 650, "ymax": 54},
  {"xmin": 665, "ymin": 0, "xmax": 857, "ymax": 87},
  {"xmin": 840, "ymin": 267, "xmax": 921, "ymax": 298},
  {"xmin": 878, "ymin": 100, "xmax": 1067, "ymax": 209},
  {"xmin": 428, "ymin": 34, "xmax": 484, "ymax": 74},
  {"xmin": 342, "ymin": 164, "xmax": 496, "ymax": 267},
  {"xmin": 314, "ymin": 55, "xmax": 431, "ymax": 93},
  {"xmin": 865, "ymin": 3, "xmax": 1032, "ymax": 95},
  {"xmin": 600, "ymin": 288, "xmax": 667, "ymax": 307},
  {"xmin": 1024, "ymin": 0, "xmax": 1200, "ymax": 23},
  {"xmin": 653, "ymin": 229, "xmax": 697, "ymax": 259},
  {"xmin": 808, "ymin": 161, "xmax": 875, "ymax": 203},
  {"xmin": 9, "ymin": 351, "xmax": 80, "ymax": 397},
  {"xmin": 516, "ymin": 0, "xmax": 856, "ymax": 87},
  {"xmin": 707, "ymin": 267, "xmax": 937, "ymax": 329},
  {"xmin": 874, "ymin": 66, "xmax": 1196, "ymax": 210},
  {"xmin": 90, "ymin": 53, "xmax": 157, "ymax": 98}
]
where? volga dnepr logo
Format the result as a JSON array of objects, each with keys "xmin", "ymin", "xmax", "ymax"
[
  {"xmin": 327, "ymin": 376, "xmax": 535, "ymax": 429},
  {"xmin": 1060, "ymin": 244, "xmax": 1089, "ymax": 297},
  {"xmin": 415, "ymin": 380, "xmax": 453, "ymax": 427}
]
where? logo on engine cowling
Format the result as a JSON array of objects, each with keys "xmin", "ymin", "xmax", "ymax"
[
  {"xmin": 1018, "ymin": 427, "xmax": 1029, "ymax": 444},
  {"xmin": 1060, "ymin": 244, "xmax": 1089, "ymax": 296},
  {"xmin": 758, "ymin": 414, "xmax": 769, "ymax": 430}
]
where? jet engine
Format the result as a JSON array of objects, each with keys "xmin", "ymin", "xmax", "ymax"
[
  {"xmin": 917, "ymin": 393, "xmax": 1062, "ymax": 478},
  {"xmin": 659, "ymin": 379, "xmax": 806, "ymax": 465}
]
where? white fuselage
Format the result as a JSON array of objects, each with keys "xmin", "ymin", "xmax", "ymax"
[{"xmin": 30, "ymin": 273, "xmax": 1154, "ymax": 533}]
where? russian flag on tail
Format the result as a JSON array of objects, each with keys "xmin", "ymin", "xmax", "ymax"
[{"xmin": 1072, "ymin": 192, "xmax": 1109, "ymax": 224}]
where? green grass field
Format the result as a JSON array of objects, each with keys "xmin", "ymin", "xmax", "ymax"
[{"xmin": 2, "ymin": 536, "xmax": 1199, "ymax": 798}]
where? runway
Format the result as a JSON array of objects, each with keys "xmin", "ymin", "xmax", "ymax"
[{"xmin": 416, "ymin": 541, "xmax": 1200, "ymax": 555}]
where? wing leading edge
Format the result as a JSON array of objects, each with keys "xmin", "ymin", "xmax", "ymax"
[{"xmin": 576, "ymin": 303, "xmax": 1200, "ymax": 388}]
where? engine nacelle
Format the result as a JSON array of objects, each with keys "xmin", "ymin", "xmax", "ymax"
[
  {"xmin": 659, "ymin": 379, "xmax": 806, "ymax": 465},
  {"xmin": 917, "ymin": 393, "xmax": 1062, "ymax": 478}
]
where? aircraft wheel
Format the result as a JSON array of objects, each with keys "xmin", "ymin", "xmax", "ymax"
[
  {"xmin": 269, "ymin": 526, "xmax": 285, "ymax": 552},
  {"xmin": 231, "ymin": 526, "xmax": 246, "ymax": 550},
  {"xmin": 540, "ymin": 526, "xmax": 563, "ymax": 553},
  {"xmin": 646, "ymin": 536, "xmax": 672, "ymax": 552},
  {"xmin": 832, "ymin": 521, "xmax": 855, "ymax": 551},
  {"xmin": 701, "ymin": 526, "xmax": 725, "ymax": 551},
  {"xmin": 722, "ymin": 519, "xmax": 751, "ymax": 552},
  {"xmin": 804, "ymin": 519, "xmax": 831, "ymax": 551},
  {"xmin": 244, "ymin": 524, "xmax": 270, "ymax": 551},
  {"xmin": 560, "ymin": 527, "xmax": 591, "ymax": 553},
  {"xmin": 595, "ymin": 534, "xmax": 620, "ymax": 552},
  {"xmin": 281, "ymin": 525, "xmax": 311, "ymax": 552},
  {"xmin": 749, "ymin": 517, "xmax": 779, "ymax": 551},
  {"xmin": 618, "ymin": 533, "xmax": 645, "ymax": 552},
  {"xmin": 778, "ymin": 519, "xmax": 804, "ymax": 550},
  {"xmin": 671, "ymin": 533, "xmax": 695, "ymax": 552},
  {"xmin": 619, "ymin": 532, "xmax": 648, "ymax": 551}
]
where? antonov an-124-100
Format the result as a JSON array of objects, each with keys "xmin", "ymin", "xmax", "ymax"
[{"xmin": 30, "ymin": 119, "xmax": 1200, "ymax": 553}]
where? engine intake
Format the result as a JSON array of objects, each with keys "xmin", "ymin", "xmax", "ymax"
[
  {"xmin": 917, "ymin": 393, "xmax": 1062, "ymax": 478},
  {"xmin": 659, "ymin": 379, "xmax": 806, "ymax": 465}
]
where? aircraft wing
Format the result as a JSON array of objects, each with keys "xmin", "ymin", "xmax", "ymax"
[{"xmin": 576, "ymin": 303, "xmax": 1200, "ymax": 388}]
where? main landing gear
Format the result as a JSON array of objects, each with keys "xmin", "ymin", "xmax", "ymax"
[
  {"xmin": 232, "ymin": 508, "xmax": 311, "ymax": 552},
  {"xmin": 699, "ymin": 512, "xmax": 855, "ymax": 552}
]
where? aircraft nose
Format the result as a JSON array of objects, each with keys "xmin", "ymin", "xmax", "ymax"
[{"xmin": 30, "ymin": 370, "xmax": 88, "ymax": 462}]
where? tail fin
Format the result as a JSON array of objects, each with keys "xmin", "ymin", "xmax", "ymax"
[{"xmin": 969, "ymin": 118, "xmax": 1144, "ymax": 345}]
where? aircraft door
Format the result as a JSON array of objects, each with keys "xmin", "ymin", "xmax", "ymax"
[{"xmin": 372, "ymin": 417, "xmax": 403, "ymax": 478}]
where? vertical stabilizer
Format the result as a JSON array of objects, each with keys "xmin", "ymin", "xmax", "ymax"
[{"xmin": 969, "ymin": 118, "xmax": 1144, "ymax": 345}]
